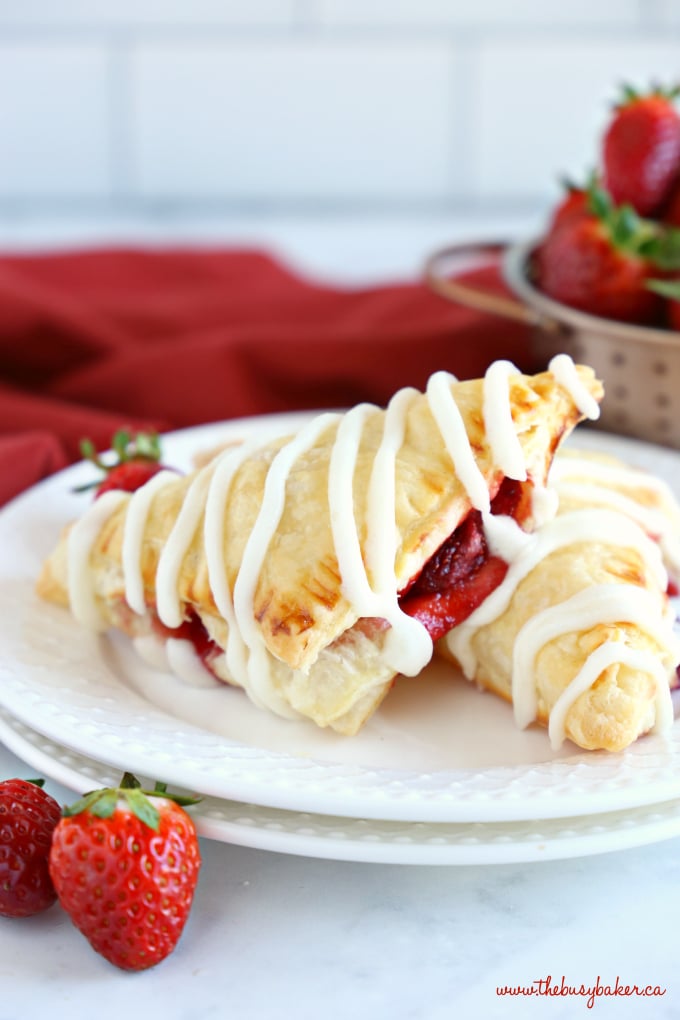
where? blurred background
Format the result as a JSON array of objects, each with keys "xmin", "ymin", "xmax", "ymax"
[{"xmin": 1, "ymin": 0, "xmax": 679, "ymax": 283}]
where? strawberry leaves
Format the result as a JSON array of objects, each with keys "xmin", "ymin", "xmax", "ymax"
[
  {"xmin": 80, "ymin": 429, "xmax": 161, "ymax": 470},
  {"xmin": 612, "ymin": 81, "xmax": 680, "ymax": 109},
  {"xmin": 73, "ymin": 429, "xmax": 170, "ymax": 497},
  {"xmin": 62, "ymin": 773, "xmax": 202, "ymax": 832},
  {"xmin": 584, "ymin": 178, "xmax": 680, "ymax": 265}
]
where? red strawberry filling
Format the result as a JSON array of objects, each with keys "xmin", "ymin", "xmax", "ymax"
[
  {"xmin": 150, "ymin": 611, "xmax": 222, "ymax": 675},
  {"xmin": 398, "ymin": 477, "xmax": 526, "ymax": 642},
  {"xmin": 150, "ymin": 476, "xmax": 530, "ymax": 676}
]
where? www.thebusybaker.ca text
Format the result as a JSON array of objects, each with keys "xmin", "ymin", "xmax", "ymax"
[{"xmin": 496, "ymin": 974, "xmax": 666, "ymax": 1009}]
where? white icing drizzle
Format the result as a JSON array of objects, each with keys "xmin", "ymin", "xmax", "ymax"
[
  {"xmin": 328, "ymin": 402, "xmax": 379, "ymax": 608},
  {"xmin": 446, "ymin": 507, "xmax": 669, "ymax": 678},
  {"xmin": 364, "ymin": 387, "xmax": 419, "ymax": 588},
  {"xmin": 165, "ymin": 638, "xmax": 220, "ymax": 689},
  {"xmin": 512, "ymin": 583, "xmax": 680, "ymax": 732},
  {"xmin": 155, "ymin": 464, "xmax": 214, "ymax": 629},
  {"xmin": 132, "ymin": 633, "xmax": 219, "ymax": 689},
  {"xmin": 122, "ymin": 470, "xmax": 178, "ymax": 615},
  {"xmin": 330, "ymin": 392, "xmax": 432, "ymax": 677},
  {"xmin": 549, "ymin": 353, "xmax": 601, "ymax": 420},
  {"xmin": 482, "ymin": 360, "xmax": 527, "ymax": 481},
  {"xmin": 67, "ymin": 490, "xmax": 127, "ymax": 630},
  {"xmin": 232, "ymin": 413, "xmax": 341, "ymax": 717},
  {"xmin": 203, "ymin": 437, "xmax": 269, "ymax": 701},
  {"xmin": 547, "ymin": 641, "xmax": 673, "ymax": 750},
  {"xmin": 530, "ymin": 483, "xmax": 559, "ymax": 528},
  {"xmin": 132, "ymin": 633, "xmax": 170, "ymax": 670},
  {"xmin": 426, "ymin": 370, "xmax": 491, "ymax": 512}
]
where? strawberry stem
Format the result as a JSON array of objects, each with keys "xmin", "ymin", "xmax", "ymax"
[
  {"xmin": 120, "ymin": 772, "xmax": 142, "ymax": 790},
  {"xmin": 61, "ymin": 773, "xmax": 201, "ymax": 829},
  {"xmin": 613, "ymin": 80, "xmax": 680, "ymax": 108}
]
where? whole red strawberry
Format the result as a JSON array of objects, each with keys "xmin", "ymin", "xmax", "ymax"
[
  {"xmin": 49, "ymin": 773, "xmax": 201, "ymax": 971},
  {"xmin": 76, "ymin": 429, "xmax": 168, "ymax": 498},
  {"xmin": 0, "ymin": 778, "xmax": 61, "ymax": 918},
  {"xmin": 534, "ymin": 188, "xmax": 663, "ymax": 323},
  {"xmin": 602, "ymin": 83, "xmax": 680, "ymax": 216}
]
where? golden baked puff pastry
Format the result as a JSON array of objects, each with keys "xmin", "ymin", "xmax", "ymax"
[
  {"xmin": 440, "ymin": 447, "xmax": 680, "ymax": 752},
  {"xmin": 36, "ymin": 357, "xmax": 602, "ymax": 735}
]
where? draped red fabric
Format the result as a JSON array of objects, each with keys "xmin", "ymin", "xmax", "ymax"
[{"xmin": 0, "ymin": 247, "xmax": 533, "ymax": 506}]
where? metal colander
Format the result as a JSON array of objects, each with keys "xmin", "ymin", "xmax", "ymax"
[{"xmin": 425, "ymin": 240, "xmax": 680, "ymax": 449}]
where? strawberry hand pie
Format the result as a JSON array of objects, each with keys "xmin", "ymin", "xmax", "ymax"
[{"xmin": 37, "ymin": 358, "xmax": 603, "ymax": 736}]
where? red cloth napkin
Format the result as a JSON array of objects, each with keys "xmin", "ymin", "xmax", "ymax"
[{"xmin": 0, "ymin": 247, "xmax": 532, "ymax": 507}]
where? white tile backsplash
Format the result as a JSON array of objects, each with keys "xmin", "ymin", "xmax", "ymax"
[
  {"xmin": 0, "ymin": 43, "xmax": 112, "ymax": 197},
  {"xmin": 0, "ymin": 1, "xmax": 679, "ymax": 259},
  {"xmin": 0, "ymin": 1, "xmax": 297, "ymax": 27},
  {"xmin": 130, "ymin": 40, "xmax": 455, "ymax": 200}
]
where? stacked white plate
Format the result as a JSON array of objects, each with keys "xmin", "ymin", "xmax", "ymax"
[{"xmin": 1, "ymin": 415, "xmax": 679, "ymax": 866}]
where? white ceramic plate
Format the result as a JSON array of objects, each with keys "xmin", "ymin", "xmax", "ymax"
[
  {"xmin": 1, "ymin": 414, "xmax": 679, "ymax": 825},
  {"xmin": 3, "ymin": 705, "xmax": 680, "ymax": 866}
]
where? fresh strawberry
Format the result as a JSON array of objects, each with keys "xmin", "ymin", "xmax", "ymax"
[
  {"xmin": 534, "ymin": 186, "xmax": 665, "ymax": 323},
  {"xmin": 49, "ymin": 773, "xmax": 201, "ymax": 972},
  {"xmin": 602, "ymin": 83, "xmax": 680, "ymax": 217},
  {"xmin": 545, "ymin": 179, "xmax": 591, "ymax": 236},
  {"xmin": 95, "ymin": 459, "xmax": 164, "ymax": 497},
  {"xmin": 0, "ymin": 778, "xmax": 61, "ymax": 918},
  {"xmin": 76, "ymin": 429, "xmax": 167, "ymax": 498}
]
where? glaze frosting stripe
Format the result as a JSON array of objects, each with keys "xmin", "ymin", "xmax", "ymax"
[
  {"xmin": 66, "ymin": 490, "xmax": 127, "ymax": 630},
  {"xmin": 329, "ymin": 393, "xmax": 432, "ymax": 678},
  {"xmin": 155, "ymin": 464, "xmax": 214, "ymax": 629},
  {"xmin": 426, "ymin": 370, "xmax": 491, "ymax": 513},
  {"xmin": 165, "ymin": 637, "xmax": 221, "ymax": 690},
  {"xmin": 548, "ymin": 353, "xmax": 601, "ymax": 420},
  {"xmin": 364, "ymin": 387, "xmax": 419, "ymax": 593},
  {"xmin": 364, "ymin": 386, "xmax": 433, "ymax": 676},
  {"xmin": 328, "ymin": 403, "xmax": 380, "ymax": 613},
  {"xmin": 204, "ymin": 434, "xmax": 281, "ymax": 701},
  {"xmin": 122, "ymin": 469, "xmax": 179, "ymax": 615},
  {"xmin": 512, "ymin": 583, "xmax": 679, "ymax": 733},
  {"xmin": 547, "ymin": 641, "xmax": 674, "ymax": 749},
  {"xmin": 482, "ymin": 360, "xmax": 528, "ymax": 482},
  {"xmin": 232, "ymin": 412, "xmax": 341, "ymax": 717}
]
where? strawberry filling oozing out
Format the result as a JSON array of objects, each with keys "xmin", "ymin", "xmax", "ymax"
[
  {"xmin": 152, "ymin": 476, "xmax": 530, "ymax": 676},
  {"xmin": 151, "ymin": 612, "xmax": 221, "ymax": 675},
  {"xmin": 398, "ymin": 477, "xmax": 528, "ymax": 642}
]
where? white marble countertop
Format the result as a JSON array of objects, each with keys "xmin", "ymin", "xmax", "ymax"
[{"xmin": 0, "ymin": 738, "xmax": 678, "ymax": 1020}]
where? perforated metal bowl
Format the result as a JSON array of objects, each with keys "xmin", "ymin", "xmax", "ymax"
[{"xmin": 425, "ymin": 240, "xmax": 680, "ymax": 449}]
